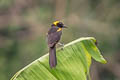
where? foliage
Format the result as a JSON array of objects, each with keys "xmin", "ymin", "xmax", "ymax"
[{"xmin": 11, "ymin": 37, "xmax": 107, "ymax": 80}]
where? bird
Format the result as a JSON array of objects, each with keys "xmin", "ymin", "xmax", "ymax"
[{"xmin": 47, "ymin": 21, "xmax": 67, "ymax": 68}]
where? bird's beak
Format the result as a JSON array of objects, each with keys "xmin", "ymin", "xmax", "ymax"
[{"xmin": 63, "ymin": 25, "xmax": 67, "ymax": 28}]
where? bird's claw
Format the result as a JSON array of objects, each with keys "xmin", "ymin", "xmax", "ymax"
[{"xmin": 58, "ymin": 42, "xmax": 64, "ymax": 50}]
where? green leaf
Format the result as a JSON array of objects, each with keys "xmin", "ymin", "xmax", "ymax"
[
  {"xmin": 11, "ymin": 37, "xmax": 107, "ymax": 80},
  {"xmin": 81, "ymin": 39, "xmax": 107, "ymax": 64}
]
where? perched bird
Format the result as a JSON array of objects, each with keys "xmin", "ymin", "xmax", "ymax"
[{"xmin": 47, "ymin": 21, "xmax": 67, "ymax": 68}]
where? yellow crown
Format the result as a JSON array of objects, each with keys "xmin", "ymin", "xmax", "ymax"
[{"xmin": 53, "ymin": 21, "xmax": 60, "ymax": 26}]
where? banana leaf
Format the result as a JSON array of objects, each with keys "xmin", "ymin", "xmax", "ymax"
[{"xmin": 11, "ymin": 37, "xmax": 107, "ymax": 80}]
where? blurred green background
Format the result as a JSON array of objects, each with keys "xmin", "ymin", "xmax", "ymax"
[{"xmin": 0, "ymin": 0, "xmax": 120, "ymax": 80}]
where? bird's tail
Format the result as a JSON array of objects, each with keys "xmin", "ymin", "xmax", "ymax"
[{"xmin": 49, "ymin": 47, "xmax": 57, "ymax": 68}]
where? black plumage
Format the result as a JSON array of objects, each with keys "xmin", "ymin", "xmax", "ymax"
[
  {"xmin": 47, "ymin": 26, "xmax": 62, "ymax": 68},
  {"xmin": 47, "ymin": 21, "xmax": 67, "ymax": 68}
]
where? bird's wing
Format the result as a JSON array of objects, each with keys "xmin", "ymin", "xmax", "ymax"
[{"xmin": 47, "ymin": 27, "xmax": 62, "ymax": 48}]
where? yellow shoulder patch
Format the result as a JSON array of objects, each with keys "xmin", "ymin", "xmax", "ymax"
[{"xmin": 57, "ymin": 28, "xmax": 62, "ymax": 32}]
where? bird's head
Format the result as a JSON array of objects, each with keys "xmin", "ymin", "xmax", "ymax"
[{"xmin": 52, "ymin": 21, "xmax": 67, "ymax": 28}]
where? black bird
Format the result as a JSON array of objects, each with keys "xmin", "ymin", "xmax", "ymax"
[{"xmin": 47, "ymin": 21, "xmax": 67, "ymax": 68}]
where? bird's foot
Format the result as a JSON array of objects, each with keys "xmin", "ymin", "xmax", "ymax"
[{"xmin": 58, "ymin": 42, "xmax": 64, "ymax": 50}]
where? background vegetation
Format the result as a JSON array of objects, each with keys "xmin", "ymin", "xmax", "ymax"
[{"xmin": 0, "ymin": 0, "xmax": 120, "ymax": 80}]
